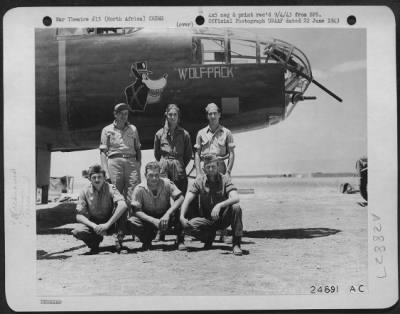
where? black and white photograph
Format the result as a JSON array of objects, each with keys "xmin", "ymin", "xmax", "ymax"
[{"xmin": 3, "ymin": 6, "xmax": 398, "ymax": 311}]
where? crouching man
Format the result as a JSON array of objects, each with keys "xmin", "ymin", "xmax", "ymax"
[
  {"xmin": 71, "ymin": 164, "xmax": 128, "ymax": 254},
  {"xmin": 127, "ymin": 161, "xmax": 185, "ymax": 250},
  {"xmin": 180, "ymin": 153, "xmax": 244, "ymax": 256}
]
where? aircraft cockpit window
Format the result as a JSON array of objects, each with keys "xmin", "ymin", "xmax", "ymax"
[
  {"xmin": 203, "ymin": 39, "xmax": 225, "ymax": 64},
  {"xmin": 259, "ymin": 42, "xmax": 283, "ymax": 64},
  {"xmin": 56, "ymin": 28, "xmax": 142, "ymax": 38},
  {"xmin": 230, "ymin": 39, "xmax": 257, "ymax": 64},
  {"xmin": 193, "ymin": 38, "xmax": 226, "ymax": 64}
]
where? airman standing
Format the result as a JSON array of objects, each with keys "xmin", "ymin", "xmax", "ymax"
[
  {"xmin": 154, "ymin": 104, "xmax": 192, "ymax": 195},
  {"xmin": 99, "ymin": 103, "xmax": 142, "ymax": 242}
]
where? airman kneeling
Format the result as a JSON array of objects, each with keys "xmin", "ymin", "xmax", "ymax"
[{"xmin": 180, "ymin": 153, "xmax": 244, "ymax": 256}]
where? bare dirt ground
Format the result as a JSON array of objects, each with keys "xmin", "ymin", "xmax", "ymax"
[{"xmin": 36, "ymin": 177, "xmax": 367, "ymax": 296}]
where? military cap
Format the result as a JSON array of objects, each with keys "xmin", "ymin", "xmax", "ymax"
[
  {"xmin": 205, "ymin": 103, "xmax": 220, "ymax": 113},
  {"xmin": 203, "ymin": 153, "xmax": 218, "ymax": 165},
  {"xmin": 114, "ymin": 103, "xmax": 129, "ymax": 113}
]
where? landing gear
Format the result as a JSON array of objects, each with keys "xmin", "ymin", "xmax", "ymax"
[{"xmin": 36, "ymin": 148, "xmax": 51, "ymax": 204}]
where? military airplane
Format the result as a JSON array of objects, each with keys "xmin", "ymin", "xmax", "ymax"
[{"xmin": 36, "ymin": 27, "xmax": 341, "ymax": 202}]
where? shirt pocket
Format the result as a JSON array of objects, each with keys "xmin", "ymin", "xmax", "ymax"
[
  {"xmin": 216, "ymin": 135, "xmax": 227, "ymax": 153},
  {"xmin": 200, "ymin": 135, "xmax": 210, "ymax": 148},
  {"xmin": 125, "ymin": 132, "xmax": 136, "ymax": 149},
  {"xmin": 107, "ymin": 131, "xmax": 119, "ymax": 146}
]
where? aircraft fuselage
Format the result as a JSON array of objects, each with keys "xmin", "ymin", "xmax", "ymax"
[{"xmin": 36, "ymin": 28, "xmax": 286, "ymax": 151}]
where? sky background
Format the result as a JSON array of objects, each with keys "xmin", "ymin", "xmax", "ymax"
[{"xmin": 50, "ymin": 28, "xmax": 367, "ymax": 178}]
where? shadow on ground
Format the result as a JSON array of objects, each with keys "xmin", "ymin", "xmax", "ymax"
[
  {"xmin": 38, "ymin": 227, "xmax": 78, "ymax": 235},
  {"xmin": 36, "ymin": 203, "xmax": 341, "ymax": 240},
  {"xmin": 243, "ymin": 228, "xmax": 341, "ymax": 239},
  {"xmin": 186, "ymin": 244, "xmax": 232, "ymax": 252},
  {"xmin": 37, "ymin": 244, "xmax": 86, "ymax": 260}
]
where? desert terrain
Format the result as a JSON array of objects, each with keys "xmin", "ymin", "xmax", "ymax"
[{"xmin": 36, "ymin": 176, "xmax": 367, "ymax": 296}]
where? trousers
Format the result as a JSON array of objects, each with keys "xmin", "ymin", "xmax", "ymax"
[
  {"xmin": 71, "ymin": 214, "xmax": 127, "ymax": 249},
  {"xmin": 108, "ymin": 157, "xmax": 140, "ymax": 205},
  {"xmin": 184, "ymin": 203, "xmax": 243, "ymax": 243},
  {"xmin": 159, "ymin": 157, "xmax": 188, "ymax": 195},
  {"xmin": 108, "ymin": 157, "xmax": 140, "ymax": 221},
  {"xmin": 127, "ymin": 211, "xmax": 183, "ymax": 244}
]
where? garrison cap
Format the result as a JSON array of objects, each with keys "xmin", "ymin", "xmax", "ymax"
[
  {"xmin": 205, "ymin": 103, "xmax": 220, "ymax": 113},
  {"xmin": 114, "ymin": 103, "xmax": 129, "ymax": 113},
  {"xmin": 203, "ymin": 153, "xmax": 218, "ymax": 165}
]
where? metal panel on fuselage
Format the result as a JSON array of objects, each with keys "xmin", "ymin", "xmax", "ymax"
[
  {"xmin": 36, "ymin": 29, "xmax": 61, "ymax": 130},
  {"xmin": 179, "ymin": 63, "xmax": 285, "ymax": 112},
  {"xmin": 36, "ymin": 28, "xmax": 285, "ymax": 151},
  {"xmin": 65, "ymin": 29, "xmax": 192, "ymax": 129},
  {"xmin": 61, "ymin": 29, "xmax": 192, "ymax": 149}
]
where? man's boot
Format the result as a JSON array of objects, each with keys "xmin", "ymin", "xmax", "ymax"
[
  {"xmin": 232, "ymin": 236, "xmax": 243, "ymax": 256},
  {"xmin": 217, "ymin": 228, "xmax": 227, "ymax": 242},
  {"xmin": 177, "ymin": 234, "xmax": 186, "ymax": 251},
  {"xmin": 115, "ymin": 233, "xmax": 128, "ymax": 254},
  {"xmin": 203, "ymin": 233, "xmax": 215, "ymax": 250},
  {"xmin": 86, "ymin": 244, "xmax": 99, "ymax": 255},
  {"xmin": 155, "ymin": 231, "xmax": 165, "ymax": 242}
]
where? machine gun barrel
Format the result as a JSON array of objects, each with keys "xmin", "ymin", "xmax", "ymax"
[
  {"xmin": 310, "ymin": 78, "xmax": 343, "ymax": 103},
  {"xmin": 283, "ymin": 63, "xmax": 342, "ymax": 102},
  {"xmin": 292, "ymin": 68, "xmax": 342, "ymax": 102}
]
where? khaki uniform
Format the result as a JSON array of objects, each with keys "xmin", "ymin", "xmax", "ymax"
[
  {"xmin": 128, "ymin": 178, "xmax": 183, "ymax": 244},
  {"xmin": 71, "ymin": 182, "xmax": 126, "ymax": 248},
  {"xmin": 194, "ymin": 125, "xmax": 235, "ymax": 174},
  {"xmin": 183, "ymin": 173, "xmax": 243, "ymax": 243},
  {"xmin": 100, "ymin": 122, "xmax": 141, "ymax": 205}
]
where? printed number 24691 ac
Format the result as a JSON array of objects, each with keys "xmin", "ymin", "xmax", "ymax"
[{"xmin": 310, "ymin": 285, "xmax": 339, "ymax": 294}]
